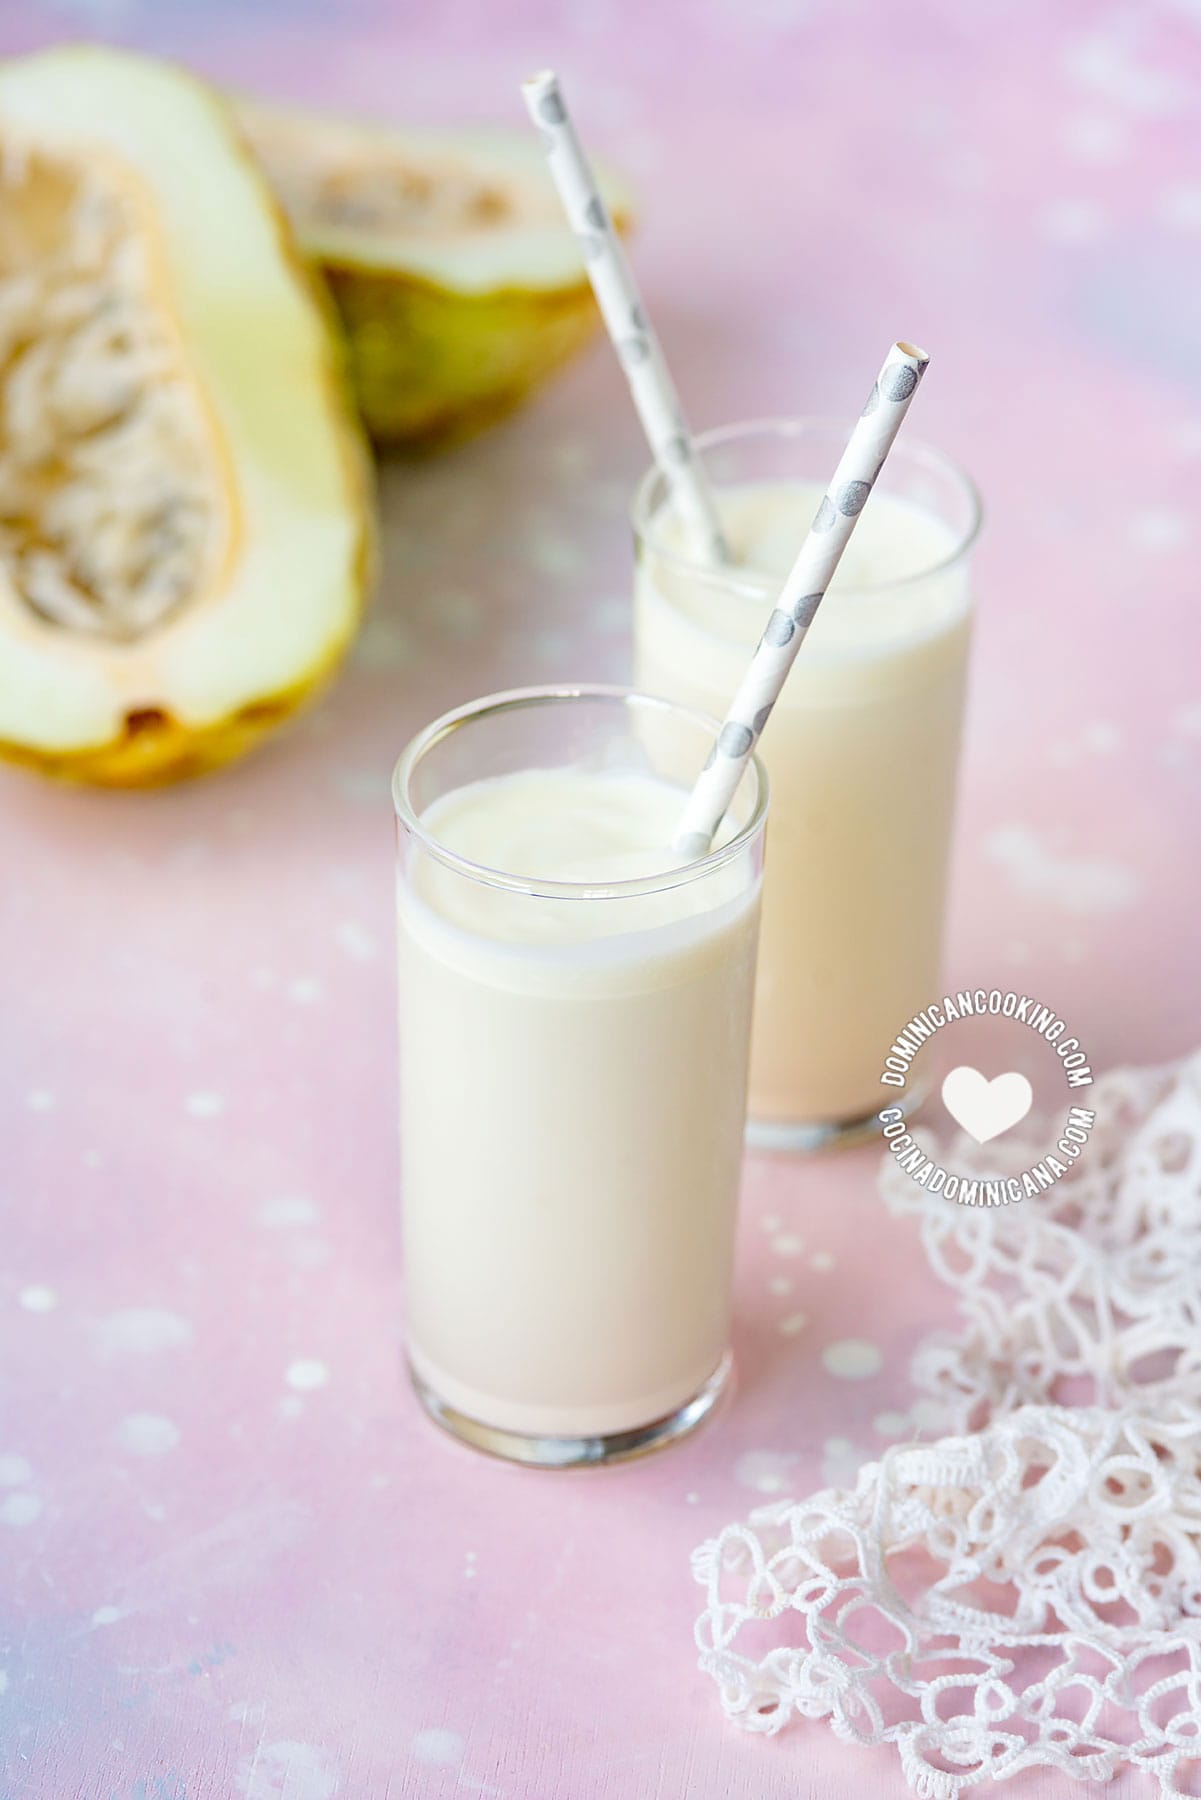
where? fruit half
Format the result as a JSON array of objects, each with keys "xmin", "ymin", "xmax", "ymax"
[
  {"xmin": 0, "ymin": 47, "xmax": 374, "ymax": 786},
  {"xmin": 237, "ymin": 98, "xmax": 632, "ymax": 446}
]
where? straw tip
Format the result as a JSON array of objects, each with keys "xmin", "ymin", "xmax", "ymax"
[
  {"xmin": 521, "ymin": 68, "xmax": 559, "ymax": 96},
  {"xmin": 895, "ymin": 340, "xmax": 930, "ymax": 366}
]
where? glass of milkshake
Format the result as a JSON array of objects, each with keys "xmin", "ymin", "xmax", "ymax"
[
  {"xmin": 393, "ymin": 686, "xmax": 768, "ymax": 1467},
  {"xmin": 633, "ymin": 420, "xmax": 981, "ymax": 1149}
]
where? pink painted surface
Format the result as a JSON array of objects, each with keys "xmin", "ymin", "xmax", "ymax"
[{"xmin": 2, "ymin": 4, "xmax": 1200, "ymax": 1796}]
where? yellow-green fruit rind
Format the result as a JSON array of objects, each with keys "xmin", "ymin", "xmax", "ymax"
[{"xmin": 325, "ymin": 264, "xmax": 605, "ymax": 446}]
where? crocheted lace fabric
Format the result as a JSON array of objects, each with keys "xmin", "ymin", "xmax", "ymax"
[{"xmin": 693, "ymin": 1054, "xmax": 1201, "ymax": 1796}]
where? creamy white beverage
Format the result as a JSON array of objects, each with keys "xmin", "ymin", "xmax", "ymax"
[
  {"xmin": 635, "ymin": 474, "xmax": 973, "ymax": 1132},
  {"xmin": 396, "ymin": 764, "xmax": 762, "ymax": 1443}
]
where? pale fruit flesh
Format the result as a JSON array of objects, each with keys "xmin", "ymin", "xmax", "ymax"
[{"xmin": 0, "ymin": 49, "xmax": 374, "ymax": 787}]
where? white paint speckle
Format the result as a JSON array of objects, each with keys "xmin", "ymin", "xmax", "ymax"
[
  {"xmin": 733, "ymin": 1449, "xmax": 799, "ymax": 1495},
  {"xmin": 229, "ymin": 1700, "xmax": 267, "ymax": 1726},
  {"xmin": 1084, "ymin": 722, "xmax": 1119, "ymax": 753},
  {"xmin": 874, "ymin": 1411, "xmax": 911, "ymax": 1439},
  {"xmin": 289, "ymin": 1240, "xmax": 332, "ymax": 1271},
  {"xmin": 811, "ymin": 1251, "xmax": 836, "ymax": 1272},
  {"xmin": 767, "ymin": 1275, "xmax": 793, "ymax": 1296},
  {"xmin": 770, "ymin": 1233, "xmax": 805, "ymax": 1258},
  {"xmin": 81, "ymin": 1149, "xmax": 103, "ymax": 1169},
  {"xmin": 96, "ymin": 1308, "xmax": 192, "ymax": 1356},
  {"xmin": 18, "ymin": 1286, "xmax": 57, "ymax": 1313},
  {"xmin": 25, "ymin": 1090, "xmax": 55, "ymax": 1113},
  {"xmin": 685, "ymin": 1491, "xmax": 700, "ymax": 1504},
  {"xmin": 0, "ymin": 1456, "xmax": 33, "ymax": 1487},
  {"xmin": 116, "ymin": 1414, "xmax": 181, "ymax": 1458},
  {"xmin": 238, "ymin": 1740, "xmax": 339, "ymax": 1800},
  {"xmin": 1158, "ymin": 185, "xmax": 1201, "ymax": 232},
  {"xmin": 186, "ymin": 1091, "xmax": 225, "ymax": 1119},
  {"xmin": 278, "ymin": 1396, "xmax": 305, "ymax": 1422},
  {"xmin": 822, "ymin": 1436, "xmax": 869, "ymax": 1488},
  {"xmin": 432, "ymin": 590, "xmax": 483, "ymax": 640},
  {"xmin": 335, "ymin": 767, "xmax": 391, "ymax": 804},
  {"xmin": 411, "ymin": 1727, "xmax": 465, "ymax": 1768},
  {"xmin": 354, "ymin": 615, "xmax": 416, "ymax": 669},
  {"xmin": 1060, "ymin": 112, "xmax": 1128, "ymax": 163},
  {"xmin": 778, "ymin": 1311, "xmax": 808, "ymax": 1337},
  {"xmin": 286, "ymin": 978, "xmax": 324, "ymax": 1007},
  {"xmin": 1174, "ymin": 701, "xmax": 1201, "ymax": 737},
  {"xmin": 256, "ymin": 1196, "xmax": 320, "ymax": 1231},
  {"xmin": 334, "ymin": 920, "xmax": 378, "ymax": 963},
  {"xmin": 0, "ymin": 1492, "xmax": 42, "ymax": 1528},
  {"xmin": 1128, "ymin": 509, "xmax": 1189, "ymax": 553},
  {"xmin": 911, "ymin": 1397, "xmax": 950, "ymax": 1431},
  {"xmin": 760, "ymin": 1213, "xmax": 781, "ymax": 1232},
  {"xmin": 1038, "ymin": 198, "xmax": 1107, "ymax": 243},
  {"xmin": 984, "ymin": 825, "xmax": 1140, "ymax": 914},
  {"xmin": 1067, "ymin": 25, "xmax": 1185, "ymax": 116},
  {"xmin": 822, "ymin": 1339, "xmax": 883, "ymax": 1380},
  {"xmin": 92, "ymin": 1605, "xmax": 123, "ymax": 1627},
  {"xmin": 529, "ymin": 626, "xmax": 571, "ymax": 665},
  {"xmin": 285, "ymin": 1359, "xmax": 329, "ymax": 1393}
]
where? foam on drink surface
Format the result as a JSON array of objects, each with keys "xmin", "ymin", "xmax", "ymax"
[
  {"xmin": 651, "ymin": 480, "xmax": 966, "ymax": 655},
  {"xmin": 406, "ymin": 767, "xmax": 751, "ymax": 958}
]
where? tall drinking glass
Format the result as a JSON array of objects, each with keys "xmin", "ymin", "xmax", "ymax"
[
  {"xmin": 393, "ymin": 686, "xmax": 768, "ymax": 1467},
  {"xmin": 633, "ymin": 421, "xmax": 981, "ymax": 1149}
]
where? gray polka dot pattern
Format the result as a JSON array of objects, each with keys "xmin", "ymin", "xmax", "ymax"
[
  {"xmin": 621, "ymin": 336, "xmax": 649, "ymax": 367},
  {"xmin": 812, "ymin": 496, "xmax": 837, "ymax": 532},
  {"xmin": 703, "ymin": 745, "xmax": 717, "ymax": 771},
  {"xmin": 579, "ymin": 234, "xmax": 604, "ymax": 262},
  {"xmin": 862, "ymin": 381, "xmax": 880, "ymax": 416},
  {"xmin": 718, "ymin": 722, "xmax": 753, "ymax": 758},
  {"xmin": 791, "ymin": 591, "xmax": 823, "ymax": 627},
  {"xmin": 664, "ymin": 435, "xmax": 691, "ymax": 466},
  {"xmin": 753, "ymin": 703, "xmax": 773, "ymax": 735},
  {"xmin": 763, "ymin": 609, "xmax": 795, "ymax": 648},
  {"xmin": 882, "ymin": 363, "xmax": 919, "ymax": 402},
  {"xmin": 584, "ymin": 195, "xmax": 606, "ymax": 231},
  {"xmin": 539, "ymin": 92, "xmax": 566, "ymax": 125},
  {"xmin": 837, "ymin": 479, "xmax": 872, "ymax": 517},
  {"xmin": 630, "ymin": 305, "xmax": 646, "ymax": 332}
]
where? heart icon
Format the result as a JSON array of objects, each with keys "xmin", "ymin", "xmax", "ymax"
[{"xmin": 941, "ymin": 1066, "xmax": 1033, "ymax": 1144}]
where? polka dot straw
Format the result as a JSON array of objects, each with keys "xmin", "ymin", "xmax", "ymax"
[
  {"xmin": 521, "ymin": 70, "xmax": 729, "ymax": 564},
  {"xmin": 672, "ymin": 342, "xmax": 930, "ymax": 859}
]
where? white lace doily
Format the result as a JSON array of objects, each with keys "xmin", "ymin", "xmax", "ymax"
[
  {"xmin": 879, "ymin": 1054, "xmax": 1201, "ymax": 1434},
  {"xmin": 694, "ymin": 1053, "xmax": 1201, "ymax": 1795},
  {"xmin": 695, "ymin": 1404, "xmax": 1201, "ymax": 1797}
]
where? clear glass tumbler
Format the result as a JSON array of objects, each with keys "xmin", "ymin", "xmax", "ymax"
[
  {"xmin": 633, "ymin": 420, "xmax": 981, "ymax": 1150},
  {"xmin": 393, "ymin": 685, "xmax": 768, "ymax": 1467}
]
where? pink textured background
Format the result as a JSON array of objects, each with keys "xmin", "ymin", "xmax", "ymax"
[{"xmin": 3, "ymin": 3, "xmax": 1200, "ymax": 1796}]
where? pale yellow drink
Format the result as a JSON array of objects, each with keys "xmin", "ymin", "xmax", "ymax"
[
  {"xmin": 634, "ymin": 442, "xmax": 977, "ymax": 1139},
  {"xmin": 394, "ymin": 695, "xmax": 766, "ymax": 1463}
]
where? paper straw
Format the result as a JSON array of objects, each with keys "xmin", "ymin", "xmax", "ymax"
[
  {"xmin": 521, "ymin": 69, "xmax": 729, "ymax": 564},
  {"xmin": 673, "ymin": 341, "xmax": 930, "ymax": 859}
]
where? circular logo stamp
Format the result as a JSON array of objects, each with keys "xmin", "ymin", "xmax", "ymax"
[{"xmin": 878, "ymin": 987, "xmax": 1096, "ymax": 1206}]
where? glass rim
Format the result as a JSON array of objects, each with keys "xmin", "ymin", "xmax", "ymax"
[
  {"xmin": 391, "ymin": 683, "xmax": 770, "ymax": 902},
  {"xmin": 629, "ymin": 415, "xmax": 983, "ymax": 597}
]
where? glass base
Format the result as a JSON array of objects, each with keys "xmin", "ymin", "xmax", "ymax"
[
  {"xmin": 746, "ymin": 1079, "xmax": 928, "ymax": 1155},
  {"xmin": 409, "ymin": 1350, "xmax": 733, "ymax": 1469}
]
